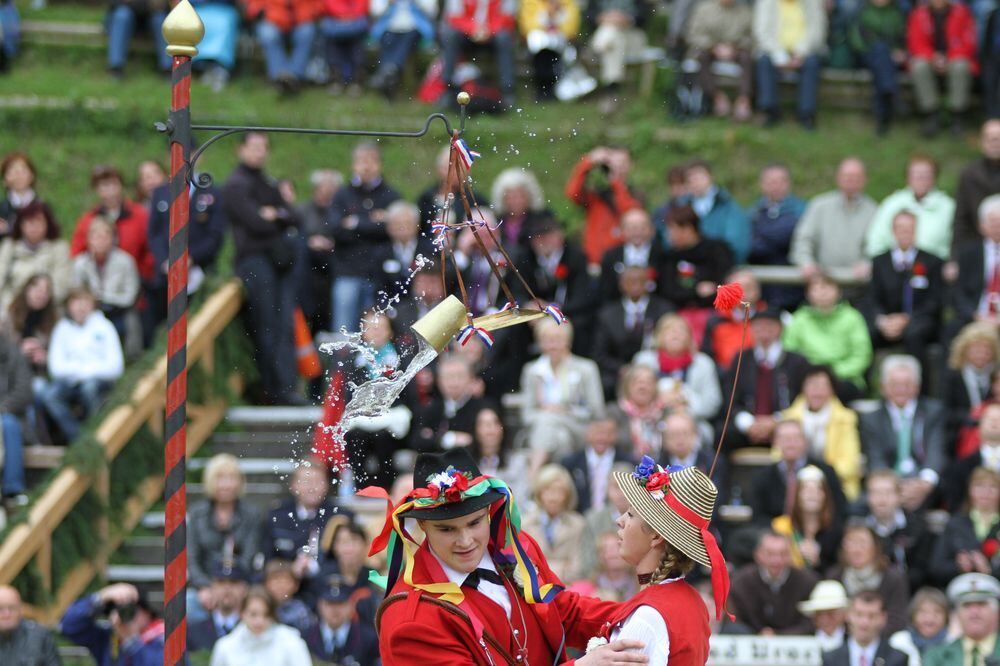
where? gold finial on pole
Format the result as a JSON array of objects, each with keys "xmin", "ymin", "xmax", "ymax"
[
  {"xmin": 456, "ymin": 92, "xmax": 471, "ymax": 106},
  {"xmin": 162, "ymin": 0, "xmax": 205, "ymax": 57}
]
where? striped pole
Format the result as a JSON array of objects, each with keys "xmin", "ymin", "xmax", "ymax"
[{"xmin": 161, "ymin": 4, "xmax": 203, "ymax": 664}]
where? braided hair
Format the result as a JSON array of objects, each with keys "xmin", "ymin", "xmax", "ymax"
[{"xmin": 648, "ymin": 542, "xmax": 695, "ymax": 586}]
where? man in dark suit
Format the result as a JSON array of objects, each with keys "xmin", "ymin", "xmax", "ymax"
[
  {"xmin": 657, "ymin": 204, "xmax": 734, "ymax": 310},
  {"xmin": 822, "ymin": 591, "xmax": 908, "ymax": 666},
  {"xmin": 660, "ymin": 411, "xmax": 729, "ymax": 505},
  {"xmin": 725, "ymin": 309, "xmax": 809, "ymax": 449},
  {"xmin": 304, "ymin": 578, "xmax": 380, "ymax": 666},
  {"xmin": 511, "ymin": 213, "xmax": 596, "ymax": 354},
  {"xmin": 408, "ymin": 355, "xmax": 491, "ymax": 452},
  {"xmin": 863, "ymin": 470, "xmax": 937, "ymax": 593},
  {"xmin": 860, "ymin": 354, "xmax": 948, "ymax": 511},
  {"xmin": 187, "ymin": 562, "xmax": 249, "ymax": 652},
  {"xmin": 952, "ymin": 194, "xmax": 1000, "ymax": 337},
  {"xmin": 591, "ymin": 265, "xmax": 673, "ymax": 399},
  {"xmin": 373, "ymin": 200, "xmax": 435, "ymax": 307},
  {"xmin": 561, "ymin": 417, "xmax": 633, "ymax": 514},
  {"xmin": 750, "ymin": 419, "xmax": 848, "ymax": 524},
  {"xmin": 944, "ymin": 402, "xmax": 1000, "ymax": 510},
  {"xmin": 597, "ymin": 208, "xmax": 669, "ymax": 303},
  {"xmin": 729, "ymin": 531, "xmax": 819, "ymax": 635},
  {"xmin": 262, "ymin": 463, "xmax": 354, "ymax": 583},
  {"xmin": 864, "ymin": 210, "xmax": 944, "ymax": 357}
]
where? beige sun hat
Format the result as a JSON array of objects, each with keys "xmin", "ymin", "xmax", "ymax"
[
  {"xmin": 612, "ymin": 464, "xmax": 718, "ymax": 568},
  {"xmin": 797, "ymin": 580, "xmax": 849, "ymax": 615}
]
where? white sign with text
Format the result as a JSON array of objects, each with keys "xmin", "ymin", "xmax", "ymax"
[{"xmin": 708, "ymin": 636, "xmax": 823, "ymax": 666}]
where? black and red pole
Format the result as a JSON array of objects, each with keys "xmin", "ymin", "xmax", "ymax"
[{"xmin": 160, "ymin": 3, "xmax": 203, "ymax": 663}]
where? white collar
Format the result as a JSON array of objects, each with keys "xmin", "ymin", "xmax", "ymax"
[
  {"xmin": 432, "ymin": 549, "xmax": 498, "ymax": 588},
  {"xmin": 586, "ymin": 448, "xmax": 615, "ymax": 468},
  {"xmin": 848, "ymin": 638, "xmax": 879, "ymax": 664}
]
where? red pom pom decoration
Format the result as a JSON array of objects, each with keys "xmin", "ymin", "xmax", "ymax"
[{"xmin": 713, "ymin": 283, "xmax": 745, "ymax": 313}]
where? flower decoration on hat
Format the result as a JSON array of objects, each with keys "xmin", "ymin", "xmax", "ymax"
[
  {"xmin": 417, "ymin": 466, "xmax": 477, "ymax": 504},
  {"xmin": 632, "ymin": 455, "xmax": 683, "ymax": 500}
]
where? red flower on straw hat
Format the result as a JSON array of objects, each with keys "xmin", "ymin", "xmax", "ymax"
[
  {"xmin": 713, "ymin": 283, "xmax": 745, "ymax": 312},
  {"xmin": 645, "ymin": 471, "xmax": 671, "ymax": 493}
]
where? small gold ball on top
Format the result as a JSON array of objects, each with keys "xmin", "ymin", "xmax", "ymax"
[{"xmin": 456, "ymin": 92, "xmax": 471, "ymax": 106}]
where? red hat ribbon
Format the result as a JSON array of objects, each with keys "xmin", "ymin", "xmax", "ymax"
[{"xmin": 664, "ymin": 492, "xmax": 732, "ymax": 621}]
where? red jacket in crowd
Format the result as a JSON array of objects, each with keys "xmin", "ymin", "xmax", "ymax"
[
  {"xmin": 71, "ymin": 201, "xmax": 154, "ymax": 280},
  {"xmin": 444, "ymin": 0, "xmax": 518, "ymax": 36},
  {"xmin": 565, "ymin": 155, "xmax": 644, "ymax": 266},
  {"xmin": 245, "ymin": 0, "xmax": 322, "ymax": 31},
  {"xmin": 907, "ymin": 2, "xmax": 979, "ymax": 74},
  {"xmin": 323, "ymin": 0, "xmax": 368, "ymax": 20}
]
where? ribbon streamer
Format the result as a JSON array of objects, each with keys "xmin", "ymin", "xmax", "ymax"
[
  {"xmin": 359, "ymin": 475, "xmax": 561, "ymax": 608},
  {"xmin": 458, "ymin": 324, "xmax": 495, "ymax": 348},
  {"xmin": 453, "ymin": 137, "xmax": 481, "ymax": 170},
  {"xmin": 544, "ymin": 303, "xmax": 567, "ymax": 325}
]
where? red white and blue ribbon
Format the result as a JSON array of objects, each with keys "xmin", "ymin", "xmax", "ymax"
[
  {"xmin": 453, "ymin": 137, "xmax": 481, "ymax": 170},
  {"xmin": 500, "ymin": 301, "xmax": 517, "ymax": 313},
  {"xmin": 544, "ymin": 304, "xmax": 567, "ymax": 325},
  {"xmin": 458, "ymin": 323, "xmax": 495, "ymax": 347}
]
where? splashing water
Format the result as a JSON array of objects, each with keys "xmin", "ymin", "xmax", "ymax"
[{"xmin": 311, "ymin": 247, "xmax": 443, "ymax": 493}]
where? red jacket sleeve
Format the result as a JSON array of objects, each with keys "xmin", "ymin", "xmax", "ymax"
[
  {"xmin": 70, "ymin": 212, "xmax": 92, "ymax": 257},
  {"xmin": 133, "ymin": 207, "xmax": 155, "ymax": 279},
  {"xmin": 565, "ymin": 156, "xmax": 596, "ymax": 207}
]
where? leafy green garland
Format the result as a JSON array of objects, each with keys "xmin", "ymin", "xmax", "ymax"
[{"xmin": 3, "ymin": 279, "xmax": 255, "ymax": 607}]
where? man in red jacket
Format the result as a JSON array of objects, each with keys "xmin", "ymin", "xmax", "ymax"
[
  {"xmin": 907, "ymin": 0, "xmax": 978, "ymax": 137},
  {"xmin": 440, "ymin": 0, "xmax": 518, "ymax": 108},
  {"xmin": 367, "ymin": 449, "xmax": 649, "ymax": 665},
  {"xmin": 71, "ymin": 165, "xmax": 154, "ymax": 280}
]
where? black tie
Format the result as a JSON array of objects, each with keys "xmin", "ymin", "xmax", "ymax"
[{"xmin": 463, "ymin": 568, "xmax": 504, "ymax": 589}]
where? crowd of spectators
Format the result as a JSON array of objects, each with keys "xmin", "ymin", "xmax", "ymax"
[
  {"xmin": 8, "ymin": 0, "xmax": 1000, "ymax": 130},
  {"xmin": 9, "ymin": 112, "xmax": 1000, "ymax": 661}
]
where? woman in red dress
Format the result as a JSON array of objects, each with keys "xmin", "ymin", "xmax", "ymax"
[{"xmin": 588, "ymin": 458, "xmax": 730, "ymax": 665}]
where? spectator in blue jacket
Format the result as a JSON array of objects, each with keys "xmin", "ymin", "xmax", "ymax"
[
  {"xmin": 60, "ymin": 583, "xmax": 164, "ymax": 666},
  {"xmin": 681, "ymin": 159, "xmax": 751, "ymax": 263},
  {"xmin": 146, "ymin": 179, "xmax": 227, "ymax": 339},
  {"xmin": 748, "ymin": 163, "xmax": 806, "ymax": 309},
  {"xmin": 191, "ymin": 0, "xmax": 243, "ymax": 90}
]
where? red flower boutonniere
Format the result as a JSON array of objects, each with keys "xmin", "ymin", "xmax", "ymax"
[
  {"xmin": 647, "ymin": 267, "xmax": 659, "ymax": 282},
  {"xmin": 554, "ymin": 264, "xmax": 569, "ymax": 280},
  {"xmin": 677, "ymin": 261, "xmax": 696, "ymax": 279},
  {"xmin": 912, "ymin": 263, "xmax": 926, "ymax": 277},
  {"xmin": 983, "ymin": 538, "xmax": 1000, "ymax": 559}
]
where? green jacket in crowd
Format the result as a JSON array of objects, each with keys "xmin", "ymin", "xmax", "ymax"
[
  {"xmin": 849, "ymin": 1, "xmax": 906, "ymax": 53},
  {"xmin": 782, "ymin": 302, "xmax": 873, "ymax": 389}
]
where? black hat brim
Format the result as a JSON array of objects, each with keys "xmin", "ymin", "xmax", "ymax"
[{"xmin": 403, "ymin": 489, "xmax": 504, "ymax": 520}]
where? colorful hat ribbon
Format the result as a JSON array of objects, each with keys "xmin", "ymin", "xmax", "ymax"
[{"xmin": 358, "ymin": 473, "xmax": 561, "ymax": 608}]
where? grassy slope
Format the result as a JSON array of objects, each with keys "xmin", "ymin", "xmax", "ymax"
[{"xmin": 0, "ymin": 38, "xmax": 982, "ymax": 238}]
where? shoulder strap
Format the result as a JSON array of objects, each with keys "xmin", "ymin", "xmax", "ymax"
[{"xmin": 377, "ymin": 592, "xmax": 517, "ymax": 666}]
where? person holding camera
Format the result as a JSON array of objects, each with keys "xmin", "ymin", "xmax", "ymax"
[
  {"xmin": 222, "ymin": 132, "xmax": 306, "ymax": 407},
  {"xmin": 59, "ymin": 583, "xmax": 163, "ymax": 666}
]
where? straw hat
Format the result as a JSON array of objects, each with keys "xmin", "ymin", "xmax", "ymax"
[
  {"xmin": 797, "ymin": 580, "xmax": 849, "ymax": 615},
  {"xmin": 613, "ymin": 462, "xmax": 718, "ymax": 568}
]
